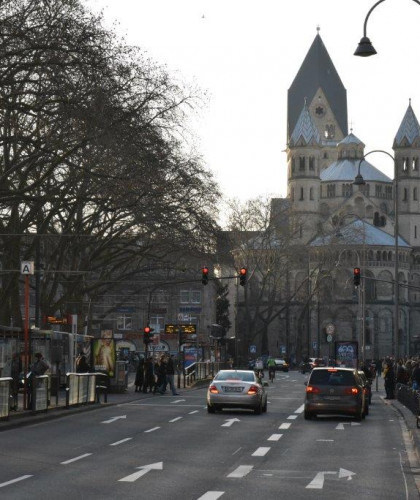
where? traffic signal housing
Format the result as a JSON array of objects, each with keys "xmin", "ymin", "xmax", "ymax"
[
  {"xmin": 239, "ymin": 267, "xmax": 247, "ymax": 286},
  {"xmin": 143, "ymin": 326, "xmax": 154, "ymax": 344},
  {"xmin": 353, "ymin": 267, "xmax": 361, "ymax": 287},
  {"xmin": 201, "ymin": 266, "xmax": 209, "ymax": 285}
]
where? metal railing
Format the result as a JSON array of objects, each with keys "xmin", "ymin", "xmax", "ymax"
[
  {"xmin": 65, "ymin": 372, "xmax": 108, "ymax": 408},
  {"xmin": 183, "ymin": 362, "xmax": 226, "ymax": 387},
  {"xmin": 31, "ymin": 375, "xmax": 49, "ymax": 413},
  {"xmin": 396, "ymin": 383, "xmax": 420, "ymax": 415},
  {"xmin": 0, "ymin": 377, "xmax": 12, "ymax": 420}
]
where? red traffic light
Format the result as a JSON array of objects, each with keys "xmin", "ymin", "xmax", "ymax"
[
  {"xmin": 202, "ymin": 266, "xmax": 209, "ymax": 285},
  {"xmin": 239, "ymin": 267, "xmax": 247, "ymax": 286},
  {"xmin": 144, "ymin": 326, "xmax": 151, "ymax": 334},
  {"xmin": 353, "ymin": 267, "xmax": 361, "ymax": 286}
]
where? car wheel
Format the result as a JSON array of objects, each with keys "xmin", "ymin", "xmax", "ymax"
[
  {"xmin": 254, "ymin": 402, "xmax": 262, "ymax": 415},
  {"xmin": 262, "ymin": 400, "xmax": 268, "ymax": 413},
  {"xmin": 207, "ymin": 405, "xmax": 215, "ymax": 414}
]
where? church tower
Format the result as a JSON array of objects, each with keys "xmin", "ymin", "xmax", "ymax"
[
  {"xmin": 393, "ymin": 102, "xmax": 420, "ymax": 248},
  {"xmin": 287, "ymin": 30, "xmax": 348, "ymax": 242}
]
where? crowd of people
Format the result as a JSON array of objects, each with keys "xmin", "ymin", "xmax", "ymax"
[{"xmin": 134, "ymin": 353, "xmax": 180, "ymax": 396}]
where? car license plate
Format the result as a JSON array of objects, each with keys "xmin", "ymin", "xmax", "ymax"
[
  {"xmin": 325, "ymin": 396, "xmax": 340, "ymax": 400},
  {"xmin": 223, "ymin": 386, "xmax": 242, "ymax": 392}
]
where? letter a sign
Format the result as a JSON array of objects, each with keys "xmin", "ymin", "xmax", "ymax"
[{"xmin": 21, "ymin": 261, "xmax": 34, "ymax": 275}]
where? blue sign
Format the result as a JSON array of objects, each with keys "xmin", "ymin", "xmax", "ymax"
[{"xmin": 249, "ymin": 345, "xmax": 256, "ymax": 354}]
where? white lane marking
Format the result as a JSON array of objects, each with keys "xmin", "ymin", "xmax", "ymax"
[
  {"xmin": 267, "ymin": 434, "xmax": 283, "ymax": 441},
  {"xmin": 101, "ymin": 415, "xmax": 126, "ymax": 424},
  {"xmin": 169, "ymin": 417, "xmax": 183, "ymax": 423},
  {"xmin": 189, "ymin": 410, "xmax": 199, "ymax": 414},
  {"xmin": 172, "ymin": 399, "xmax": 186, "ymax": 404},
  {"xmin": 118, "ymin": 462, "xmax": 163, "ymax": 482},
  {"xmin": 221, "ymin": 418, "xmax": 241, "ymax": 427},
  {"xmin": 197, "ymin": 492, "xmax": 224, "ymax": 500},
  {"xmin": 279, "ymin": 423, "xmax": 291, "ymax": 429},
  {"xmin": 227, "ymin": 465, "xmax": 253, "ymax": 478},
  {"xmin": 295, "ymin": 404, "xmax": 304, "ymax": 413},
  {"xmin": 287, "ymin": 415, "xmax": 298, "ymax": 420},
  {"xmin": 336, "ymin": 422, "xmax": 361, "ymax": 430},
  {"xmin": 0, "ymin": 475, "xmax": 33, "ymax": 488},
  {"xmin": 110, "ymin": 438, "xmax": 132, "ymax": 446},
  {"xmin": 252, "ymin": 447, "xmax": 270, "ymax": 457},
  {"xmin": 144, "ymin": 427, "xmax": 160, "ymax": 433},
  {"xmin": 317, "ymin": 439, "xmax": 334, "ymax": 442},
  {"xmin": 61, "ymin": 453, "xmax": 92, "ymax": 465},
  {"xmin": 306, "ymin": 471, "xmax": 336, "ymax": 489}
]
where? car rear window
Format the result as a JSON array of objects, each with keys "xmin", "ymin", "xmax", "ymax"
[
  {"xmin": 215, "ymin": 371, "xmax": 255, "ymax": 382},
  {"xmin": 309, "ymin": 370, "xmax": 356, "ymax": 386}
]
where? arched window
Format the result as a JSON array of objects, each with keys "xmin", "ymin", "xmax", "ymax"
[
  {"xmin": 310, "ymin": 187, "xmax": 314, "ymax": 200},
  {"xmin": 403, "ymin": 158, "xmax": 409, "ymax": 172},
  {"xmin": 299, "ymin": 156, "xmax": 305, "ymax": 170},
  {"xmin": 415, "ymin": 226, "xmax": 418, "ymax": 239},
  {"xmin": 403, "ymin": 188, "xmax": 408, "ymax": 201},
  {"xmin": 309, "ymin": 156, "xmax": 315, "ymax": 170},
  {"xmin": 413, "ymin": 158, "xmax": 419, "ymax": 171},
  {"xmin": 414, "ymin": 188, "xmax": 418, "ymax": 201},
  {"xmin": 300, "ymin": 187, "xmax": 304, "ymax": 200}
]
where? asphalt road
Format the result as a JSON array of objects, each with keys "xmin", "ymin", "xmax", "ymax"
[{"xmin": 1, "ymin": 371, "xmax": 419, "ymax": 499}]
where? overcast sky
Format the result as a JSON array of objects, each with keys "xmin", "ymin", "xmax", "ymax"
[{"xmin": 84, "ymin": 0, "xmax": 420, "ymax": 211}]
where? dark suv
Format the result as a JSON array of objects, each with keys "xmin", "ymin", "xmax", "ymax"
[{"xmin": 304, "ymin": 367, "xmax": 366, "ymax": 421}]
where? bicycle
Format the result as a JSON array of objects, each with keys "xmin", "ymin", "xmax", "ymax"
[{"xmin": 269, "ymin": 367, "xmax": 275, "ymax": 383}]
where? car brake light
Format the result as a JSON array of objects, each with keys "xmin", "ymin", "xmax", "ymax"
[
  {"xmin": 306, "ymin": 385, "xmax": 320, "ymax": 394},
  {"xmin": 247, "ymin": 385, "xmax": 258, "ymax": 395},
  {"xmin": 344, "ymin": 387, "xmax": 359, "ymax": 395},
  {"xmin": 209, "ymin": 385, "xmax": 219, "ymax": 394},
  {"xmin": 327, "ymin": 368, "xmax": 338, "ymax": 372}
]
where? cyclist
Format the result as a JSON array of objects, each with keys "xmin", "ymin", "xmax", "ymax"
[{"xmin": 267, "ymin": 357, "xmax": 276, "ymax": 382}]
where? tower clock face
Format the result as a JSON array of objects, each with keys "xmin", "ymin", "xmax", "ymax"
[{"xmin": 315, "ymin": 105, "xmax": 325, "ymax": 116}]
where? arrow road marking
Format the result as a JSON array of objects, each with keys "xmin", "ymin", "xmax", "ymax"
[
  {"xmin": 306, "ymin": 469, "xmax": 356, "ymax": 489},
  {"xmin": 221, "ymin": 418, "xmax": 240, "ymax": 427},
  {"xmin": 227, "ymin": 465, "xmax": 253, "ymax": 478},
  {"xmin": 306, "ymin": 471, "xmax": 337, "ymax": 489},
  {"xmin": 0, "ymin": 475, "xmax": 33, "ymax": 488},
  {"xmin": 118, "ymin": 462, "xmax": 163, "ymax": 482},
  {"xmin": 101, "ymin": 415, "xmax": 127, "ymax": 424},
  {"xmin": 335, "ymin": 422, "xmax": 361, "ymax": 430}
]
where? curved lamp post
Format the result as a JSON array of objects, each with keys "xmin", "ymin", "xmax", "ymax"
[
  {"xmin": 353, "ymin": 150, "xmax": 400, "ymax": 360},
  {"xmin": 355, "ymin": 0, "xmax": 420, "ymax": 56}
]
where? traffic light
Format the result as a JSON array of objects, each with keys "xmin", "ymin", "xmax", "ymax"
[
  {"xmin": 239, "ymin": 267, "xmax": 247, "ymax": 286},
  {"xmin": 202, "ymin": 266, "xmax": 209, "ymax": 285},
  {"xmin": 353, "ymin": 267, "xmax": 361, "ymax": 287},
  {"xmin": 143, "ymin": 326, "xmax": 154, "ymax": 344}
]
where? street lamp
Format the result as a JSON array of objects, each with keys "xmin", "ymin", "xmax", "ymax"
[
  {"xmin": 354, "ymin": 0, "xmax": 420, "ymax": 57},
  {"xmin": 353, "ymin": 150, "xmax": 400, "ymax": 360}
]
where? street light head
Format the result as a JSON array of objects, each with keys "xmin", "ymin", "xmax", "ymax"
[
  {"xmin": 354, "ymin": 36, "xmax": 377, "ymax": 57},
  {"xmin": 353, "ymin": 173, "xmax": 366, "ymax": 186}
]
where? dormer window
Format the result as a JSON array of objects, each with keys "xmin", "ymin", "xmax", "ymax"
[
  {"xmin": 299, "ymin": 156, "xmax": 305, "ymax": 170},
  {"xmin": 324, "ymin": 124, "xmax": 335, "ymax": 139}
]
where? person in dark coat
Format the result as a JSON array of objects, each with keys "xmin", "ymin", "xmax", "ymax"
[
  {"xmin": 134, "ymin": 357, "xmax": 144, "ymax": 392},
  {"xmin": 143, "ymin": 356, "xmax": 155, "ymax": 393},
  {"xmin": 10, "ymin": 353, "xmax": 22, "ymax": 411},
  {"xmin": 384, "ymin": 360, "xmax": 396, "ymax": 399},
  {"xmin": 154, "ymin": 356, "xmax": 167, "ymax": 394}
]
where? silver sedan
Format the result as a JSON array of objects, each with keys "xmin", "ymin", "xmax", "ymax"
[{"xmin": 206, "ymin": 370, "xmax": 267, "ymax": 414}]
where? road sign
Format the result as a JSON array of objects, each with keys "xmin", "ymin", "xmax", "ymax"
[{"xmin": 249, "ymin": 345, "xmax": 256, "ymax": 354}]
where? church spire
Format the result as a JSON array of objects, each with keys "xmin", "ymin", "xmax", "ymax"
[{"xmin": 394, "ymin": 100, "xmax": 420, "ymax": 147}]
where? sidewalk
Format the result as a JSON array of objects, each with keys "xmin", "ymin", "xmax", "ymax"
[{"xmin": 0, "ymin": 372, "xmax": 210, "ymax": 432}]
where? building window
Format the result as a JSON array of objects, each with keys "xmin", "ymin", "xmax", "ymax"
[
  {"xmin": 291, "ymin": 187, "xmax": 294, "ymax": 202},
  {"xmin": 309, "ymin": 156, "xmax": 315, "ymax": 170},
  {"xmin": 327, "ymin": 184, "xmax": 335, "ymax": 198},
  {"xmin": 413, "ymin": 158, "xmax": 419, "ymax": 171},
  {"xmin": 403, "ymin": 158, "xmax": 409, "ymax": 172},
  {"xmin": 414, "ymin": 188, "xmax": 418, "ymax": 201},
  {"xmin": 299, "ymin": 187, "xmax": 304, "ymax": 200},
  {"xmin": 117, "ymin": 315, "xmax": 132, "ymax": 330},
  {"xmin": 150, "ymin": 315, "xmax": 164, "ymax": 333},
  {"xmin": 180, "ymin": 289, "xmax": 201, "ymax": 304},
  {"xmin": 299, "ymin": 156, "xmax": 305, "ymax": 170},
  {"xmin": 342, "ymin": 183, "xmax": 353, "ymax": 197},
  {"xmin": 375, "ymin": 185, "xmax": 383, "ymax": 198},
  {"xmin": 291, "ymin": 157, "xmax": 295, "ymax": 172},
  {"xmin": 324, "ymin": 124, "xmax": 335, "ymax": 139},
  {"xmin": 415, "ymin": 226, "xmax": 418, "ymax": 239},
  {"xmin": 310, "ymin": 187, "xmax": 314, "ymax": 200},
  {"xmin": 403, "ymin": 188, "xmax": 408, "ymax": 201}
]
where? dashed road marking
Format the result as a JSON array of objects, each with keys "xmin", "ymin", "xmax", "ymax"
[
  {"xmin": 61, "ymin": 453, "xmax": 92, "ymax": 465},
  {"xmin": 252, "ymin": 447, "xmax": 270, "ymax": 457},
  {"xmin": 169, "ymin": 417, "xmax": 183, "ymax": 423},
  {"xmin": 295, "ymin": 404, "xmax": 304, "ymax": 413},
  {"xmin": 227, "ymin": 465, "xmax": 253, "ymax": 478},
  {"xmin": 287, "ymin": 415, "xmax": 298, "ymax": 420},
  {"xmin": 279, "ymin": 423, "xmax": 291, "ymax": 429},
  {"xmin": 110, "ymin": 438, "xmax": 132, "ymax": 446},
  {"xmin": 197, "ymin": 492, "xmax": 224, "ymax": 500},
  {"xmin": 0, "ymin": 475, "xmax": 33, "ymax": 488},
  {"xmin": 144, "ymin": 427, "xmax": 160, "ymax": 433},
  {"xmin": 267, "ymin": 434, "xmax": 283, "ymax": 441}
]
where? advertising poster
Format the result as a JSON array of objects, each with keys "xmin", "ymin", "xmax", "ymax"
[
  {"xmin": 335, "ymin": 341, "xmax": 358, "ymax": 368},
  {"xmin": 93, "ymin": 330, "xmax": 116, "ymax": 377},
  {"xmin": 183, "ymin": 347, "xmax": 198, "ymax": 368}
]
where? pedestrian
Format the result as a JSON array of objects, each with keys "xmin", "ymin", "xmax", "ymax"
[
  {"xmin": 143, "ymin": 356, "xmax": 155, "ymax": 393},
  {"xmin": 28, "ymin": 353, "xmax": 50, "ymax": 409},
  {"xmin": 76, "ymin": 350, "xmax": 90, "ymax": 373},
  {"xmin": 411, "ymin": 362, "xmax": 420, "ymax": 390},
  {"xmin": 134, "ymin": 357, "xmax": 144, "ymax": 392},
  {"xmin": 396, "ymin": 359, "xmax": 409, "ymax": 385},
  {"xmin": 10, "ymin": 353, "xmax": 22, "ymax": 411},
  {"xmin": 165, "ymin": 354, "xmax": 180, "ymax": 396},
  {"xmin": 384, "ymin": 360, "xmax": 396, "ymax": 399},
  {"xmin": 153, "ymin": 356, "xmax": 167, "ymax": 394}
]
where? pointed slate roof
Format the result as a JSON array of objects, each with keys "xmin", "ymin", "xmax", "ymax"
[
  {"xmin": 287, "ymin": 33, "xmax": 348, "ymax": 142},
  {"xmin": 289, "ymin": 100, "xmax": 321, "ymax": 146},
  {"xmin": 394, "ymin": 103, "xmax": 420, "ymax": 147},
  {"xmin": 310, "ymin": 219, "xmax": 409, "ymax": 248},
  {"xmin": 320, "ymin": 159, "xmax": 391, "ymax": 183},
  {"xmin": 338, "ymin": 132, "xmax": 364, "ymax": 146}
]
